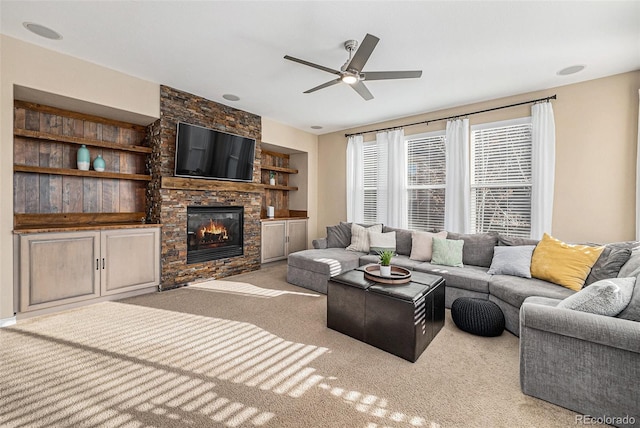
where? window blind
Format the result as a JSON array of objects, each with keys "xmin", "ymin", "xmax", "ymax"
[
  {"xmin": 471, "ymin": 120, "xmax": 532, "ymax": 237},
  {"xmin": 363, "ymin": 143, "xmax": 378, "ymax": 223},
  {"xmin": 406, "ymin": 133, "xmax": 446, "ymax": 231}
]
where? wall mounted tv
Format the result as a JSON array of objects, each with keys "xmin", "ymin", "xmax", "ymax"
[{"xmin": 174, "ymin": 122, "xmax": 256, "ymax": 182}]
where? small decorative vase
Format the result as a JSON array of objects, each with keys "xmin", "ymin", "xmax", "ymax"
[
  {"xmin": 93, "ymin": 155, "xmax": 106, "ymax": 172},
  {"xmin": 380, "ymin": 265, "xmax": 391, "ymax": 277},
  {"xmin": 77, "ymin": 145, "xmax": 90, "ymax": 171},
  {"xmin": 269, "ymin": 177, "xmax": 276, "ymax": 186},
  {"xmin": 267, "ymin": 206, "xmax": 275, "ymax": 218}
]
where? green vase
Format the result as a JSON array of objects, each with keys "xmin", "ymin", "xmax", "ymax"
[
  {"xmin": 93, "ymin": 155, "xmax": 106, "ymax": 172},
  {"xmin": 77, "ymin": 145, "xmax": 90, "ymax": 171}
]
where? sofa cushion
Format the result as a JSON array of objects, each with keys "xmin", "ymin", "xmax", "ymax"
[
  {"xmin": 487, "ymin": 245, "xmax": 535, "ymax": 278},
  {"xmin": 498, "ymin": 234, "xmax": 539, "ymax": 247},
  {"xmin": 431, "ymin": 237, "xmax": 464, "ymax": 267},
  {"xmin": 410, "ymin": 230, "xmax": 447, "ymax": 262},
  {"xmin": 530, "ymin": 233, "xmax": 604, "ymax": 291},
  {"xmin": 557, "ymin": 277, "xmax": 635, "ymax": 316},
  {"xmin": 489, "ymin": 275, "xmax": 574, "ymax": 308},
  {"xmin": 346, "ymin": 223, "xmax": 382, "ymax": 252},
  {"xmin": 288, "ymin": 248, "xmax": 364, "ymax": 277},
  {"xmin": 383, "ymin": 226, "xmax": 413, "ymax": 256},
  {"xmin": 447, "ymin": 232, "xmax": 499, "ymax": 267},
  {"xmin": 416, "ymin": 263, "xmax": 491, "ymax": 294},
  {"xmin": 618, "ymin": 245, "xmax": 640, "ymax": 278},
  {"xmin": 326, "ymin": 222, "xmax": 352, "ymax": 248},
  {"xmin": 585, "ymin": 244, "xmax": 632, "ymax": 286},
  {"xmin": 368, "ymin": 231, "xmax": 396, "ymax": 254}
]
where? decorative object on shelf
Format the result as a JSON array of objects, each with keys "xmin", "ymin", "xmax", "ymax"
[
  {"xmin": 93, "ymin": 155, "xmax": 106, "ymax": 172},
  {"xmin": 77, "ymin": 144, "xmax": 90, "ymax": 171},
  {"xmin": 267, "ymin": 206, "xmax": 275, "ymax": 218},
  {"xmin": 363, "ymin": 264, "xmax": 412, "ymax": 284},
  {"xmin": 269, "ymin": 171, "xmax": 276, "ymax": 185},
  {"xmin": 378, "ymin": 249, "xmax": 394, "ymax": 277}
]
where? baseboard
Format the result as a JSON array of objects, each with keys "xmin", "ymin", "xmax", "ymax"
[{"xmin": 0, "ymin": 316, "xmax": 17, "ymax": 328}]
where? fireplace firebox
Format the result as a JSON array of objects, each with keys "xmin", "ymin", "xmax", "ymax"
[{"xmin": 187, "ymin": 206, "xmax": 243, "ymax": 264}]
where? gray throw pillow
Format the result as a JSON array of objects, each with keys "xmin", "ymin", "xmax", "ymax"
[
  {"xmin": 498, "ymin": 234, "xmax": 539, "ymax": 247},
  {"xmin": 617, "ymin": 272, "xmax": 640, "ymax": 322},
  {"xmin": 447, "ymin": 232, "xmax": 498, "ymax": 267},
  {"xmin": 585, "ymin": 245, "xmax": 632, "ymax": 286},
  {"xmin": 326, "ymin": 222, "xmax": 352, "ymax": 248},
  {"xmin": 487, "ymin": 245, "xmax": 535, "ymax": 278},
  {"xmin": 618, "ymin": 245, "xmax": 640, "ymax": 278},
  {"xmin": 557, "ymin": 277, "xmax": 635, "ymax": 316},
  {"xmin": 383, "ymin": 226, "xmax": 412, "ymax": 256}
]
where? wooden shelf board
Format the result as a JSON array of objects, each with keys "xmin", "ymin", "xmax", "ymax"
[
  {"xmin": 14, "ymin": 212, "xmax": 149, "ymax": 230},
  {"xmin": 264, "ymin": 184, "xmax": 298, "ymax": 191},
  {"xmin": 15, "ymin": 128, "xmax": 152, "ymax": 154},
  {"xmin": 14, "ymin": 165, "xmax": 151, "ymax": 181},
  {"xmin": 260, "ymin": 165, "xmax": 298, "ymax": 174},
  {"xmin": 162, "ymin": 176, "xmax": 264, "ymax": 193}
]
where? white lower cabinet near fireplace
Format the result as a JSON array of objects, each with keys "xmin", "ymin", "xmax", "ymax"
[
  {"xmin": 261, "ymin": 219, "xmax": 307, "ymax": 263},
  {"xmin": 17, "ymin": 227, "xmax": 160, "ymax": 313}
]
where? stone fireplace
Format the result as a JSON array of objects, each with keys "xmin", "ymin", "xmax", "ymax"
[
  {"xmin": 147, "ymin": 85, "xmax": 262, "ymax": 289},
  {"xmin": 187, "ymin": 206, "xmax": 244, "ymax": 264}
]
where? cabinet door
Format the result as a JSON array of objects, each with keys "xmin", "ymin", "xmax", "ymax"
[
  {"xmin": 262, "ymin": 221, "xmax": 287, "ymax": 263},
  {"xmin": 287, "ymin": 219, "xmax": 308, "ymax": 255},
  {"xmin": 19, "ymin": 231, "xmax": 101, "ymax": 312},
  {"xmin": 101, "ymin": 228, "xmax": 160, "ymax": 295}
]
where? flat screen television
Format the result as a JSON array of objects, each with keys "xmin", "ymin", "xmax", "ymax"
[{"xmin": 174, "ymin": 122, "xmax": 256, "ymax": 182}]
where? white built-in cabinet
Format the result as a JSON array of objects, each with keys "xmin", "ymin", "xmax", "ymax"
[
  {"xmin": 261, "ymin": 219, "xmax": 307, "ymax": 263},
  {"xmin": 17, "ymin": 227, "xmax": 160, "ymax": 313}
]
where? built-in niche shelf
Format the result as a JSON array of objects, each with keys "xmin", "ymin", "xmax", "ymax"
[
  {"xmin": 260, "ymin": 165, "xmax": 298, "ymax": 174},
  {"xmin": 261, "ymin": 149, "xmax": 304, "ymax": 218},
  {"xmin": 14, "ymin": 128, "xmax": 153, "ymax": 154},
  {"xmin": 14, "ymin": 165, "xmax": 151, "ymax": 181}
]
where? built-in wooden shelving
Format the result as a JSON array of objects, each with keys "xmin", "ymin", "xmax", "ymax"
[
  {"xmin": 14, "ymin": 165, "xmax": 151, "ymax": 181},
  {"xmin": 161, "ymin": 176, "xmax": 264, "ymax": 193},
  {"xmin": 260, "ymin": 165, "xmax": 298, "ymax": 174},
  {"xmin": 263, "ymin": 184, "xmax": 298, "ymax": 191},
  {"xmin": 14, "ymin": 129, "xmax": 153, "ymax": 154}
]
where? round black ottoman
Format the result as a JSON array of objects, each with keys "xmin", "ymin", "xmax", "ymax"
[{"xmin": 451, "ymin": 297, "xmax": 505, "ymax": 337}]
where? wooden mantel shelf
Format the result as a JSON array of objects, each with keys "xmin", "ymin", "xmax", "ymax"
[{"xmin": 162, "ymin": 176, "xmax": 264, "ymax": 193}]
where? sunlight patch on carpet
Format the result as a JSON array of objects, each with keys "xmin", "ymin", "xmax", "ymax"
[{"xmin": 188, "ymin": 280, "xmax": 320, "ymax": 298}]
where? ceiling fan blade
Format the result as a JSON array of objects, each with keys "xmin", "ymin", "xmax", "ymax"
[
  {"xmin": 346, "ymin": 33, "xmax": 380, "ymax": 73},
  {"xmin": 304, "ymin": 78, "xmax": 342, "ymax": 94},
  {"xmin": 363, "ymin": 70, "xmax": 423, "ymax": 81},
  {"xmin": 351, "ymin": 81, "xmax": 374, "ymax": 101},
  {"xmin": 284, "ymin": 55, "xmax": 341, "ymax": 75}
]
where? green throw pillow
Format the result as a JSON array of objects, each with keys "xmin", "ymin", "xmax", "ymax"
[{"xmin": 431, "ymin": 237, "xmax": 464, "ymax": 267}]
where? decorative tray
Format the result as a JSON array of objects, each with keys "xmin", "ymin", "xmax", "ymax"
[{"xmin": 363, "ymin": 265, "xmax": 412, "ymax": 285}]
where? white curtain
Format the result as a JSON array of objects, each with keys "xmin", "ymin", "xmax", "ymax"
[
  {"xmin": 346, "ymin": 135, "xmax": 364, "ymax": 223},
  {"xmin": 530, "ymin": 102, "xmax": 556, "ymax": 239},
  {"xmin": 444, "ymin": 118, "xmax": 470, "ymax": 233},
  {"xmin": 376, "ymin": 129, "xmax": 407, "ymax": 228},
  {"xmin": 636, "ymin": 90, "xmax": 640, "ymax": 240}
]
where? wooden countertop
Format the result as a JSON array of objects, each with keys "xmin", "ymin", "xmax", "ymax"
[
  {"xmin": 260, "ymin": 217, "xmax": 308, "ymax": 222},
  {"xmin": 14, "ymin": 223, "xmax": 162, "ymax": 234}
]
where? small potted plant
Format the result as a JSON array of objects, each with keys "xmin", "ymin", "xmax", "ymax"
[
  {"xmin": 377, "ymin": 249, "xmax": 394, "ymax": 277},
  {"xmin": 269, "ymin": 171, "xmax": 276, "ymax": 185}
]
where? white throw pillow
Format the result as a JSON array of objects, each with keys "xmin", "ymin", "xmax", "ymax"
[
  {"xmin": 487, "ymin": 245, "xmax": 536, "ymax": 278},
  {"xmin": 557, "ymin": 277, "xmax": 635, "ymax": 316},
  {"xmin": 368, "ymin": 231, "xmax": 396, "ymax": 254},
  {"xmin": 346, "ymin": 223, "xmax": 382, "ymax": 253},
  {"xmin": 410, "ymin": 230, "xmax": 447, "ymax": 261}
]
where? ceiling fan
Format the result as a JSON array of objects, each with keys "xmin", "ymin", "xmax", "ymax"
[{"xmin": 284, "ymin": 33, "xmax": 422, "ymax": 101}]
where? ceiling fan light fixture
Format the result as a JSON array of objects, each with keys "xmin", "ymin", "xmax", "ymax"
[{"xmin": 341, "ymin": 74, "xmax": 358, "ymax": 85}]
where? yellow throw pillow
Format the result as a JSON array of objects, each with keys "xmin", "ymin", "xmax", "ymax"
[{"xmin": 530, "ymin": 233, "xmax": 604, "ymax": 291}]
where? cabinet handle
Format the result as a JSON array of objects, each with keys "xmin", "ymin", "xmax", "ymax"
[
  {"xmin": 96, "ymin": 259, "xmax": 99, "ymax": 270},
  {"xmin": 102, "ymin": 258, "xmax": 105, "ymax": 270}
]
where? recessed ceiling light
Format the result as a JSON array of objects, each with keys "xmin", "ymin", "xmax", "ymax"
[
  {"xmin": 310, "ymin": 125, "xmax": 323, "ymax": 130},
  {"xmin": 557, "ymin": 65, "xmax": 585, "ymax": 76},
  {"xmin": 23, "ymin": 22, "xmax": 62, "ymax": 40},
  {"xmin": 222, "ymin": 94, "xmax": 240, "ymax": 101}
]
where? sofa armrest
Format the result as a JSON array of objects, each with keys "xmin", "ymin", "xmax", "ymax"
[
  {"xmin": 520, "ymin": 297, "xmax": 640, "ymax": 354},
  {"xmin": 312, "ymin": 238, "xmax": 328, "ymax": 249}
]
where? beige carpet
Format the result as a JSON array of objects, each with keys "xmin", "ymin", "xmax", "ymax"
[{"xmin": 1, "ymin": 262, "xmax": 600, "ymax": 428}]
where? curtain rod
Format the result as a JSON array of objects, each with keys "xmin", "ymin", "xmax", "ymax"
[{"xmin": 344, "ymin": 94, "xmax": 557, "ymax": 138}]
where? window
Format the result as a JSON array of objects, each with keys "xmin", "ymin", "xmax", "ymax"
[
  {"xmin": 470, "ymin": 118, "xmax": 532, "ymax": 237},
  {"xmin": 406, "ymin": 132, "xmax": 446, "ymax": 231}
]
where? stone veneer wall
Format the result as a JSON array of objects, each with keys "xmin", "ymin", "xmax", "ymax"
[{"xmin": 147, "ymin": 85, "xmax": 262, "ymax": 289}]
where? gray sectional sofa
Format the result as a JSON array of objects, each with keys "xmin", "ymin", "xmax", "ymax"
[{"xmin": 286, "ymin": 222, "xmax": 640, "ymax": 426}]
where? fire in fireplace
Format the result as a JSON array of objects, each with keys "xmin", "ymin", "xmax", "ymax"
[{"xmin": 187, "ymin": 206, "xmax": 243, "ymax": 263}]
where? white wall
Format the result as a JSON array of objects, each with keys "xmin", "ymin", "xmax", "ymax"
[{"xmin": 0, "ymin": 35, "xmax": 161, "ymax": 321}]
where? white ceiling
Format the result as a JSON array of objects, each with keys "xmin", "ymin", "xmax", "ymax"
[{"xmin": 1, "ymin": 1, "xmax": 639, "ymax": 134}]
